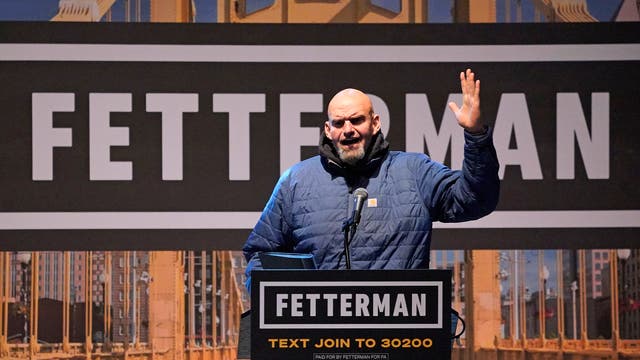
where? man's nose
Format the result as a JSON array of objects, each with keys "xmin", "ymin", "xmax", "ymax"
[{"xmin": 343, "ymin": 120, "xmax": 355, "ymax": 134}]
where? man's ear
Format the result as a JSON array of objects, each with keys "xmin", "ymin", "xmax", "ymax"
[
  {"xmin": 324, "ymin": 121, "xmax": 331, "ymax": 138},
  {"xmin": 372, "ymin": 114, "xmax": 381, "ymax": 135}
]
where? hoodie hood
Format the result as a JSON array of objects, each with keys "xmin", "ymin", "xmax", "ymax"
[{"xmin": 318, "ymin": 130, "xmax": 389, "ymax": 172}]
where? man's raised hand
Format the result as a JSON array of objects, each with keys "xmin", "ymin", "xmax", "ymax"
[{"xmin": 448, "ymin": 68, "xmax": 483, "ymax": 133}]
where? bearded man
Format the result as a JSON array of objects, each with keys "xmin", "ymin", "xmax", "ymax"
[{"xmin": 243, "ymin": 69, "xmax": 499, "ymax": 283}]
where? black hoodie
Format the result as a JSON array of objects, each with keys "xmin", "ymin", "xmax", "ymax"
[{"xmin": 318, "ymin": 131, "xmax": 390, "ymax": 191}]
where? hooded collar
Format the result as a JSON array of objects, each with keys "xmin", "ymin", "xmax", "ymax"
[{"xmin": 318, "ymin": 130, "xmax": 389, "ymax": 173}]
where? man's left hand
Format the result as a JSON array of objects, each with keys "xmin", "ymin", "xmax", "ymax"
[{"xmin": 448, "ymin": 68, "xmax": 483, "ymax": 133}]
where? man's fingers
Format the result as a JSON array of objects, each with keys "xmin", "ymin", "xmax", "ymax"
[
  {"xmin": 457, "ymin": 69, "xmax": 479, "ymax": 111},
  {"xmin": 448, "ymin": 101, "xmax": 460, "ymax": 115},
  {"xmin": 466, "ymin": 69, "xmax": 475, "ymax": 94}
]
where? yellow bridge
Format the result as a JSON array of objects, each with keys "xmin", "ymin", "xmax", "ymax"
[
  {"xmin": 1, "ymin": 250, "xmax": 639, "ymax": 360},
  {"xmin": 1, "ymin": 251, "xmax": 242, "ymax": 360}
]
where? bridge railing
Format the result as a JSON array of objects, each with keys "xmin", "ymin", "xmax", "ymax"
[{"xmin": 0, "ymin": 250, "xmax": 244, "ymax": 360}]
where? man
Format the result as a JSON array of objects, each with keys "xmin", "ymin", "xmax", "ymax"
[{"xmin": 243, "ymin": 69, "xmax": 499, "ymax": 282}]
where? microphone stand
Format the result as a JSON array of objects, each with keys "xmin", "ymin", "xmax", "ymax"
[
  {"xmin": 341, "ymin": 216, "xmax": 359, "ymax": 270},
  {"xmin": 342, "ymin": 187, "xmax": 368, "ymax": 270}
]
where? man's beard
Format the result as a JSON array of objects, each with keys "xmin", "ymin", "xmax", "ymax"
[{"xmin": 337, "ymin": 145, "xmax": 365, "ymax": 166}]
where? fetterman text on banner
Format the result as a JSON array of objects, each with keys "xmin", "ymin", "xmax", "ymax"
[
  {"xmin": 251, "ymin": 270, "xmax": 452, "ymax": 360},
  {"xmin": 0, "ymin": 22, "xmax": 638, "ymax": 250}
]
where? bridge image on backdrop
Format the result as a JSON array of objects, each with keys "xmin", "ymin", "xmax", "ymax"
[
  {"xmin": 1, "ymin": 249, "xmax": 639, "ymax": 360},
  {"xmin": 0, "ymin": 251, "xmax": 243, "ymax": 360}
]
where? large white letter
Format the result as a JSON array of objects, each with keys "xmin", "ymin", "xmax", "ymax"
[
  {"xmin": 340, "ymin": 294, "xmax": 353, "ymax": 317},
  {"xmin": 291, "ymin": 293, "xmax": 304, "ymax": 317},
  {"xmin": 557, "ymin": 93, "xmax": 609, "ymax": 179},
  {"xmin": 411, "ymin": 293, "xmax": 426, "ymax": 317},
  {"xmin": 392, "ymin": 294, "xmax": 409, "ymax": 317},
  {"xmin": 90, "ymin": 93, "xmax": 132, "ymax": 180},
  {"xmin": 405, "ymin": 94, "xmax": 464, "ymax": 169},
  {"xmin": 306, "ymin": 294, "xmax": 320, "ymax": 316},
  {"xmin": 354, "ymin": 294, "xmax": 370, "ymax": 317},
  {"xmin": 493, "ymin": 93, "xmax": 542, "ymax": 180},
  {"xmin": 372, "ymin": 293, "xmax": 390, "ymax": 316},
  {"xmin": 32, "ymin": 93, "xmax": 74, "ymax": 180},
  {"xmin": 213, "ymin": 93, "xmax": 266, "ymax": 180},
  {"xmin": 276, "ymin": 294, "xmax": 289, "ymax": 317},
  {"xmin": 146, "ymin": 93, "xmax": 198, "ymax": 181},
  {"xmin": 323, "ymin": 294, "xmax": 338, "ymax": 317},
  {"xmin": 279, "ymin": 94, "xmax": 322, "ymax": 173}
]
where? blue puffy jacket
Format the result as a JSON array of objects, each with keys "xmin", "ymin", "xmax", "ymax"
[{"xmin": 243, "ymin": 129, "xmax": 499, "ymax": 286}]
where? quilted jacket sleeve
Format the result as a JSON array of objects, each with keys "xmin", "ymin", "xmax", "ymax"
[
  {"xmin": 418, "ymin": 127, "xmax": 500, "ymax": 223},
  {"xmin": 242, "ymin": 170, "xmax": 293, "ymax": 291}
]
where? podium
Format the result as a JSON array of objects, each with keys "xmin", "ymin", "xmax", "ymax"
[{"xmin": 248, "ymin": 269, "xmax": 452, "ymax": 360}]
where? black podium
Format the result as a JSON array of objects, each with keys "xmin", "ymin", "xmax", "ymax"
[{"xmin": 248, "ymin": 269, "xmax": 452, "ymax": 360}]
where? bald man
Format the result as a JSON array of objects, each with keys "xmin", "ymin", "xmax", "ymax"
[{"xmin": 243, "ymin": 69, "xmax": 499, "ymax": 285}]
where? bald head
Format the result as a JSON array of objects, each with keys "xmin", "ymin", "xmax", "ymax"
[{"xmin": 327, "ymin": 88, "xmax": 373, "ymax": 119}]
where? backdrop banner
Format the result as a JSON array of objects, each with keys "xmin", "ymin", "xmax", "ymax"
[{"xmin": 0, "ymin": 22, "xmax": 638, "ymax": 250}]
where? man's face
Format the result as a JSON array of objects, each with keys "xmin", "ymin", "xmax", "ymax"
[{"xmin": 325, "ymin": 90, "xmax": 381, "ymax": 165}]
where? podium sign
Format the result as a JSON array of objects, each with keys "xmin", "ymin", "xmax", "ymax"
[{"xmin": 251, "ymin": 269, "xmax": 451, "ymax": 360}]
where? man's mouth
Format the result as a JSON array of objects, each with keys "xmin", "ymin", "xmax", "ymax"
[{"xmin": 340, "ymin": 138, "xmax": 361, "ymax": 146}]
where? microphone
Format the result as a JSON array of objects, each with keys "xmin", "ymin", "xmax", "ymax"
[
  {"xmin": 343, "ymin": 187, "xmax": 368, "ymax": 270},
  {"xmin": 352, "ymin": 188, "xmax": 368, "ymax": 227}
]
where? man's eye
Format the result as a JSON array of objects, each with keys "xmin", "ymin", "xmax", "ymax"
[
  {"xmin": 351, "ymin": 116, "xmax": 365, "ymax": 125},
  {"xmin": 332, "ymin": 120, "xmax": 344, "ymax": 128}
]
